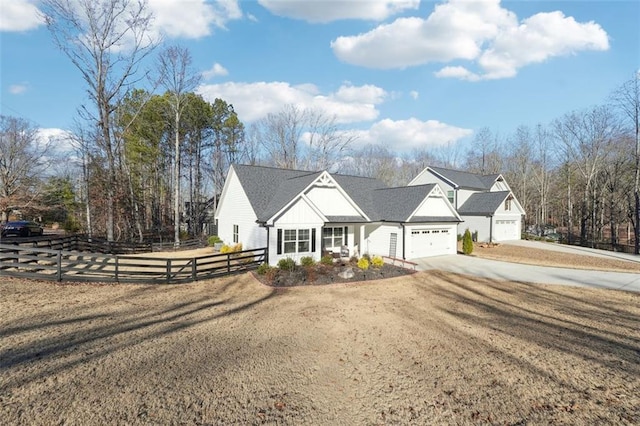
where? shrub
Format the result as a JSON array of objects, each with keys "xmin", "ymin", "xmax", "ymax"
[
  {"xmin": 371, "ymin": 255, "xmax": 384, "ymax": 268},
  {"xmin": 208, "ymin": 235, "xmax": 222, "ymax": 246},
  {"xmin": 362, "ymin": 253, "xmax": 371, "ymax": 262},
  {"xmin": 256, "ymin": 262, "xmax": 272, "ymax": 275},
  {"xmin": 220, "ymin": 243, "xmax": 243, "ymax": 254},
  {"xmin": 457, "ymin": 233, "xmax": 463, "ymax": 241},
  {"xmin": 277, "ymin": 257, "xmax": 296, "ymax": 271},
  {"xmin": 462, "ymin": 228, "xmax": 474, "ymax": 255},
  {"xmin": 320, "ymin": 255, "xmax": 334, "ymax": 266},
  {"xmin": 300, "ymin": 256, "xmax": 315, "ymax": 267},
  {"xmin": 357, "ymin": 257, "xmax": 370, "ymax": 270}
]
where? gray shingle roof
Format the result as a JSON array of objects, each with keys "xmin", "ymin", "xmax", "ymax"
[
  {"xmin": 458, "ymin": 191, "xmax": 511, "ymax": 215},
  {"xmin": 372, "ymin": 184, "xmax": 437, "ymax": 222},
  {"xmin": 231, "ymin": 164, "xmax": 459, "ymax": 224},
  {"xmin": 429, "ymin": 166, "xmax": 499, "ymax": 190}
]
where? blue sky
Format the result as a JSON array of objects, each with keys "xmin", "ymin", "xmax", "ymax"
[{"xmin": 1, "ymin": 0, "xmax": 638, "ymax": 153}]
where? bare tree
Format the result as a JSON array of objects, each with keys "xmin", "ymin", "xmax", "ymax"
[
  {"xmin": 610, "ymin": 72, "xmax": 640, "ymax": 254},
  {"xmin": 465, "ymin": 127, "xmax": 503, "ymax": 174},
  {"xmin": 41, "ymin": 0, "xmax": 156, "ymax": 241},
  {"xmin": 0, "ymin": 116, "xmax": 51, "ymax": 222},
  {"xmin": 303, "ymin": 109, "xmax": 357, "ymax": 171},
  {"xmin": 156, "ymin": 45, "xmax": 202, "ymax": 246},
  {"xmin": 258, "ymin": 104, "xmax": 306, "ymax": 169},
  {"xmin": 553, "ymin": 106, "xmax": 621, "ymax": 245}
]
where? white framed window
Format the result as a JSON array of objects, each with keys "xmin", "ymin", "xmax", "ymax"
[
  {"xmin": 282, "ymin": 229, "xmax": 311, "ymax": 254},
  {"xmin": 447, "ymin": 190, "xmax": 454, "ymax": 204},
  {"xmin": 233, "ymin": 224, "xmax": 239, "ymax": 243},
  {"xmin": 505, "ymin": 197, "xmax": 512, "ymax": 211},
  {"xmin": 323, "ymin": 227, "xmax": 344, "ymax": 251}
]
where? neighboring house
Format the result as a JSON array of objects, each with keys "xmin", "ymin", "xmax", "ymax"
[
  {"xmin": 409, "ymin": 166, "xmax": 525, "ymax": 242},
  {"xmin": 215, "ymin": 164, "xmax": 462, "ymax": 265}
]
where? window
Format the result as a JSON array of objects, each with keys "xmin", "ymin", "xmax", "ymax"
[
  {"xmin": 323, "ymin": 227, "xmax": 344, "ymax": 251},
  {"xmin": 447, "ymin": 190, "xmax": 454, "ymax": 204},
  {"xmin": 283, "ymin": 229, "xmax": 311, "ymax": 254},
  {"xmin": 233, "ymin": 224, "xmax": 239, "ymax": 243},
  {"xmin": 505, "ymin": 197, "xmax": 512, "ymax": 211}
]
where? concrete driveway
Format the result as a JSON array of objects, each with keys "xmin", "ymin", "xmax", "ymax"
[{"xmin": 415, "ymin": 242, "xmax": 640, "ymax": 293}]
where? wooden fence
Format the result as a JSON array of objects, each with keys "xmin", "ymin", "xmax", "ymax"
[{"xmin": 0, "ymin": 238, "xmax": 267, "ymax": 284}]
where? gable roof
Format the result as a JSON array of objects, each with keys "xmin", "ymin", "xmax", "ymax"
[
  {"xmin": 373, "ymin": 184, "xmax": 437, "ymax": 222},
  {"xmin": 230, "ymin": 164, "xmax": 460, "ymax": 224},
  {"xmin": 458, "ymin": 191, "xmax": 511, "ymax": 215},
  {"xmin": 429, "ymin": 166, "xmax": 501, "ymax": 190}
]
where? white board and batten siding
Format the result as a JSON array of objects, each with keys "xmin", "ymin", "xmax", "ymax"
[
  {"xmin": 215, "ymin": 169, "xmax": 267, "ymax": 249},
  {"xmin": 269, "ymin": 196, "xmax": 324, "ymax": 265},
  {"xmin": 305, "ymin": 186, "xmax": 361, "ymax": 217}
]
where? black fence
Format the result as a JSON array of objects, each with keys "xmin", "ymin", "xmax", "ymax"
[{"xmin": 0, "ymin": 235, "xmax": 267, "ymax": 284}]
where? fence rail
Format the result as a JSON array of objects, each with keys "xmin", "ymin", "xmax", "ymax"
[{"xmin": 0, "ymin": 240, "xmax": 266, "ymax": 284}]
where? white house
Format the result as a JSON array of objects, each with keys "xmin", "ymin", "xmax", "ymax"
[
  {"xmin": 409, "ymin": 166, "xmax": 525, "ymax": 242},
  {"xmin": 215, "ymin": 164, "xmax": 462, "ymax": 265}
]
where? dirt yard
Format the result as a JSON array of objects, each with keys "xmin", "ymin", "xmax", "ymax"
[
  {"xmin": 1, "ymin": 262, "xmax": 639, "ymax": 424},
  {"xmin": 472, "ymin": 242, "xmax": 640, "ymax": 273}
]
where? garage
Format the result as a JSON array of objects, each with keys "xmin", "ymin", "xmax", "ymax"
[
  {"xmin": 494, "ymin": 219, "xmax": 520, "ymax": 241},
  {"xmin": 409, "ymin": 227, "xmax": 455, "ymax": 258}
]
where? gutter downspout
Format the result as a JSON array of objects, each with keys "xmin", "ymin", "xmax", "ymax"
[
  {"xmin": 401, "ymin": 223, "xmax": 406, "ymax": 260},
  {"xmin": 489, "ymin": 214, "xmax": 493, "ymax": 243}
]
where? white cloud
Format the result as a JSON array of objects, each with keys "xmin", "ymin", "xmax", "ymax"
[
  {"xmin": 9, "ymin": 83, "xmax": 29, "ymax": 94},
  {"xmin": 331, "ymin": 0, "xmax": 609, "ymax": 80},
  {"xmin": 258, "ymin": 0, "xmax": 419, "ymax": 23},
  {"xmin": 409, "ymin": 90, "xmax": 419, "ymax": 100},
  {"xmin": 148, "ymin": 0, "xmax": 242, "ymax": 39},
  {"xmin": 351, "ymin": 118, "xmax": 472, "ymax": 151},
  {"xmin": 202, "ymin": 63, "xmax": 229, "ymax": 79},
  {"xmin": 197, "ymin": 81, "xmax": 387, "ymax": 123},
  {"xmin": 0, "ymin": 0, "xmax": 43, "ymax": 32}
]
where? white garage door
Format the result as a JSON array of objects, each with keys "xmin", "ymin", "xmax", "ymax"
[
  {"xmin": 410, "ymin": 228, "xmax": 453, "ymax": 258},
  {"xmin": 494, "ymin": 219, "xmax": 519, "ymax": 241}
]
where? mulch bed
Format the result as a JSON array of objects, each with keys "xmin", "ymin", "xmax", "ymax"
[{"xmin": 253, "ymin": 261, "xmax": 415, "ymax": 287}]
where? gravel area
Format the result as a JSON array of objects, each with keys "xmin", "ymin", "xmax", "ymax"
[{"xmin": 1, "ymin": 266, "xmax": 639, "ymax": 424}]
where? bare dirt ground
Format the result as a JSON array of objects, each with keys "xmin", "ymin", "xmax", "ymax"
[
  {"xmin": 1, "ymin": 256, "xmax": 639, "ymax": 425},
  {"xmin": 470, "ymin": 242, "xmax": 640, "ymax": 273}
]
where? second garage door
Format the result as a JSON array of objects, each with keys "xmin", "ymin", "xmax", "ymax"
[{"xmin": 410, "ymin": 228, "xmax": 454, "ymax": 258}]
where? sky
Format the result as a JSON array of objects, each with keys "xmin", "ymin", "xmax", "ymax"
[{"xmin": 0, "ymin": 0, "xmax": 638, "ymax": 155}]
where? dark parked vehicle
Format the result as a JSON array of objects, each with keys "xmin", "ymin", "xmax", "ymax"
[{"xmin": 0, "ymin": 220, "xmax": 44, "ymax": 237}]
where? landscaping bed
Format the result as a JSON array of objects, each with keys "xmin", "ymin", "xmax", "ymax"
[{"xmin": 254, "ymin": 259, "xmax": 415, "ymax": 287}]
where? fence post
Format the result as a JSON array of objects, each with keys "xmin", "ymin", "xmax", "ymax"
[
  {"xmin": 227, "ymin": 253, "xmax": 231, "ymax": 274},
  {"xmin": 56, "ymin": 251, "xmax": 62, "ymax": 281},
  {"xmin": 114, "ymin": 255, "xmax": 119, "ymax": 283},
  {"xmin": 166, "ymin": 259, "xmax": 172, "ymax": 284},
  {"xmin": 192, "ymin": 258, "xmax": 197, "ymax": 281}
]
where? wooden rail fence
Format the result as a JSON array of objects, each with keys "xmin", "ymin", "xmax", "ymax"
[{"xmin": 0, "ymin": 237, "xmax": 266, "ymax": 284}]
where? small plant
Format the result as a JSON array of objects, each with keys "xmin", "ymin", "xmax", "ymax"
[
  {"xmin": 357, "ymin": 257, "xmax": 370, "ymax": 270},
  {"xmin": 362, "ymin": 253, "xmax": 371, "ymax": 262},
  {"xmin": 371, "ymin": 255, "xmax": 384, "ymax": 268},
  {"xmin": 462, "ymin": 228, "xmax": 474, "ymax": 255},
  {"xmin": 300, "ymin": 256, "xmax": 315, "ymax": 267},
  {"xmin": 208, "ymin": 235, "xmax": 222, "ymax": 246},
  {"xmin": 256, "ymin": 262, "xmax": 272, "ymax": 275},
  {"xmin": 320, "ymin": 255, "xmax": 334, "ymax": 266},
  {"xmin": 221, "ymin": 243, "xmax": 243, "ymax": 254},
  {"xmin": 277, "ymin": 257, "xmax": 296, "ymax": 271}
]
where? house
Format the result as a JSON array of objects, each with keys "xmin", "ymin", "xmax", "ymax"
[
  {"xmin": 408, "ymin": 166, "xmax": 525, "ymax": 242},
  {"xmin": 215, "ymin": 164, "xmax": 462, "ymax": 265}
]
